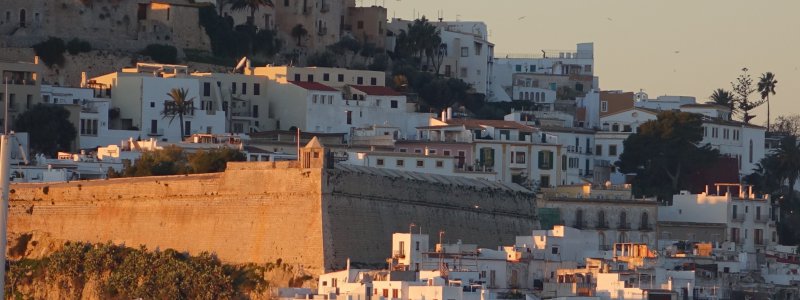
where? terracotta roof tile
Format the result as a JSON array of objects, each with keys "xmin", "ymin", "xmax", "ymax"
[{"xmin": 289, "ymin": 81, "xmax": 338, "ymax": 92}]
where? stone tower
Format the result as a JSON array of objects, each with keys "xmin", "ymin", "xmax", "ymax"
[{"xmin": 300, "ymin": 136, "xmax": 326, "ymax": 169}]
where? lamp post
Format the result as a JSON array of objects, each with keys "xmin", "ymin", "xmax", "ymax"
[{"xmin": 0, "ymin": 77, "xmax": 11, "ymax": 299}]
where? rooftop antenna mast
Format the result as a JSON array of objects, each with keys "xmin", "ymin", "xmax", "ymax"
[{"xmin": 437, "ymin": 10, "xmax": 443, "ymax": 22}]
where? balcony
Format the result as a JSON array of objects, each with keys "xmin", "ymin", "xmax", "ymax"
[
  {"xmin": 639, "ymin": 223, "xmax": 653, "ymax": 231},
  {"xmin": 320, "ymin": 2, "xmax": 330, "ymax": 12},
  {"xmin": 392, "ymin": 251, "xmax": 405, "ymax": 259},
  {"xmin": 147, "ymin": 128, "xmax": 164, "ymax": 136},
  {"xmin": 618, "ymin": 222, "xmax": 631, "ymax": 230},
  {"xmin": 731, "ymin": 214, "xmax": 745, "ymax": 222},
  {"xmin": 572, "ymin": 220, "xmax": 584, "ymax": 229},
  {"xmin": 596, "ymin": 221, "xmax": 608, "ymax": 229},
  {"xmin": 754, "ymin": 215, "xmax": 769, "ymax": 223}
]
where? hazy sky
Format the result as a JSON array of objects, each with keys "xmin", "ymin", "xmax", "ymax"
[{"xmin": 381, "ymin": 0, "xmax": 800, "ymax": 124}]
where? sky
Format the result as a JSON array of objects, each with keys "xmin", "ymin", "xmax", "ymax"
[{"xmin": 380, "ymin": 0, "xmax": 800, "ymax": 125}]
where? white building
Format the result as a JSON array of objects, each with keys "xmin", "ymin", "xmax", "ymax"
[
  {"xmin": 492, "ymin": 43, "xmax": 595, "ymax": 102},
  {"xmin": 658, "ymin": 184, "xmax": 778, "ymax": 253},
  {"xmin": 388, "ymin": 19, "xmax": 494, "ymax": 95},
  {"xmin": 89, "ymin": 63, "xmax": 226, "ymax": 143}
]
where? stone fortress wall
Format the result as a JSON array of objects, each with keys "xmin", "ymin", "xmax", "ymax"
[
  {"xmin": 0, "ymin": 0, "xmax": 210, "ymax": 52},
  {"xmin": 8, "ymin": 158, "xmax": 538, "ymax": 275}
]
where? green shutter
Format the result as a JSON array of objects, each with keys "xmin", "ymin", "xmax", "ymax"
[
  {"xmin": 548, "ymin": 151, "xmax": 554, "ymax": 170},
  {"xmin": 538, "ymin": 151, "xmax": 544, "ymax": 169}
]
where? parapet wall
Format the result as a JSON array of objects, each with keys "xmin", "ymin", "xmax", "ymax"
[
  {"xmin": 322, "ymin": 169, "xmax": 538, "ymax": 269},
  {"xmin": 8, "ymin": 162, "xmax": 537, "ymax": 275},
  {"xmin": 9, "ymin": 163, "xmax": 327, "ymax": 273}
]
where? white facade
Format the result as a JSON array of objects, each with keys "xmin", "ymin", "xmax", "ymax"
[
  {"xmin": 89, "ymin": 64, "xmax": 227, "ymax": 143},
  {"xmin": 388, "ymin": 19, "xmax": 494, "ymax": 95},
  {"xmin": 492, "ymin": 43, "xmax": 594, "ymax": 102},
  {"xmin": 659, "ymin": 185, "xmax": 778, "ymax": 253}
]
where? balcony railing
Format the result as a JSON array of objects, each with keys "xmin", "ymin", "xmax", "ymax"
[
  {"xmin": 596, "ymin": 221, "xmax": 608, "ymax": 229},
  {"xmin": 754, "ymin": 215, "xmax": 769, "ymax": 223},
  {"xmin": 618, "ymin": 222, "xmax": 631, "ymax": 230},
  {"xmin": 639, "ymin": 223, "xmax": 653, "ymax": 231},
  {"xmin": 572, "ymin": 220, "xmax": 584, "ymax": 229},
  {"xmin": 148, "ymin": 128, "xmax": 164, "ymax": 136},
  {"xmin": 731, "ymin": 214, "xmax": 745, "ymax": 222}
]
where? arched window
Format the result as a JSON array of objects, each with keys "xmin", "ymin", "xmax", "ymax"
[
  {"xmin": 535, "ymin": 92, "xmax": 540, "ymax": 102},
  {"xmin": 641, "ymin": 212, "xmax": 649, "ymax": 230},
  {"xmin": 19, "ymin": 9, "xmax": 26, "ymax": 27},
  {"xmin": 619, "ymin": 211, "xmax": 627, "ymax": 229},
  {"xmin": 618, "ymin": 232, "xmax": 628, "ymax": 243},
  {"xmin": 597, "ymin": 210, "xmax": 606, "ymax": 228},
  {"xmin": 598, "ymin": 232, "xmax": 606, "ymax": 250}
]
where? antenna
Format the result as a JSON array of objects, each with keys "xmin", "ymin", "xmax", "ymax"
[{"xmin": 437, "ymin": 10, "xmax": 443, "ymax": 22}]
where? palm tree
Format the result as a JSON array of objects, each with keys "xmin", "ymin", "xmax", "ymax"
[
  {"xmin": 230, "ymin": 0, "xmax": 274, "ymax": 26},
  {"xmin": 291, "ymin": 24, "xmax": 308, "ymax": 47},
  {"xmin": 758, "ymin": 72, "xmax": 778, "ymax": 131},
  {"xmin": 163, "ymin": 88, "xmax": 195, "ymax": 140},
  {"xmin": 775, "ymin": 135, "xmax": 800, "ymax": 205},
  {"xmin": 709, "ymin": 88, "xmax": 735, "ymax": 118}
]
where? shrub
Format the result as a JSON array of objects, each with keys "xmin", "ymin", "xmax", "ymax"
[
  {"xmin": 32, "ymin": 37, "xmax": 66, "ymax": 67},
  {"xmin": 142, "ymin": 44, "xmax": 178, "ymax": 64},
  {"xmin": 66, "ymin": 38, "xmax": 92, "ymax": 55}
]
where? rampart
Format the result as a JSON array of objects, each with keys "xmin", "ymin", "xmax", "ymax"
[{"xmin": 8, "ymin": 159, "xmax": 537, "ymax": 275}]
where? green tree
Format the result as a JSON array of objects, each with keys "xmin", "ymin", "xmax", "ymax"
[
  {"xmin": 757, "ymin": 72, "xmax": 778, "ymax": 131},
  {"xmin": 188, "ymin": 148, "xmax": 246, "ymax": 173},
  {"xmin": 230, "ymin": 0, "xmax": 274, "ymax": 25},
  {"xmin": 143, "ymin": 44, "xmax": 178, "ymax": 64},
  {"xmin": 770, "ymin": 114, "xmax": 800, "ymax": 137},
  {"xmin": 306, "ymin": 51, "xmax": 337, "ymax": 67},
  {"xmin": 162, "ymin": 88, "xmax": 195, "ymax": 139},
  {"xmin": 32, "ymin": 37, "xmax": 66, "ymax": 67},
  {"xmin": 13, "ymin": 104, "xmax": 77, "ymax": 156},
  {"xmin": 291, "ymin": 24, "xmax": 308, "ymax": 47},
  {"xmin": 774, "ymin": 135, "xmax": 800, "ymax": 204},
  {"xmin": 708, "ymin": 88, "xmax": 736, "ymax": 117},
  {"xmin": 616, "ymin": 111, "xmax": 720, "ymax": 200},
  {"xmin": 731, "ymin": 68, "xmax": 764, "ymax": 124}
]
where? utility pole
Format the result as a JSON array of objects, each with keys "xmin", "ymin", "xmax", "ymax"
[{"xmin": 0, "ymin": 77, "xmax": 11, "ymax": 299}]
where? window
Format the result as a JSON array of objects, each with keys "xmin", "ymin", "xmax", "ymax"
[
  {"xmin": 231, "ymin": 82, "xmax": 237, "ymax": 94},
  {"xmin": 346, "ymin": 110, "xmax": 352, "ymax": 124},
  {"xmin": 377, "ymin": 159, "xmax": 384, "ymax": 166},
  {"xmin": 435, "ymin": 160, "xmax": 444, "ymax": 168},
  {"xmin": 461, "ymin": 47, "xmax": 469, "ymax": 57},
  {"xmin": 307, "ymin": 74, "xmax": 314, "ymax": 82},
  {"xmin": 609, "ymin": 145, "xmax": 618, "ymax": 156},
  {"xmin": 390, "ymin": 100, "xmax": 398, "ymax": 108},
  {"xmin": 515, "ymin": 65, "xmax": 522, "ymax": 72},
  {"xmin": 416, "ymin": 241, "xmax": 420, "ymax": 251},
  {"xmin": 392, "ymin": 289, "xmax": 398, "ymax": 299},
  {"xmin": 284, "ymin": 0, "xmax": 289, "ymax": 6},
  {"xmin": 538, "ymin": 150, "xmax": 553, "ymax": 170},
  {"xmin": 357, "ymin": 20, "xmax": 364, "ymax": 29},
  {"xmin": 370, "ymin": 77, "xmax": 377, "ymax": 85},
  {"xmin": 396, "ymin": 159, "xmax": 404, "ymax": 167},
  {"xmin": 150, "ymin": 101, "xmax": 155, "ymax": 108},
  {"xmin": 596, "ymin": 145, "xmax": 602, "ymax": 156},
  {"xmin": 399, "ymin": 148, "xmax": 407, "ymax": 153},
  {"xmin": 551, "ymin": 247, "xmax": 559, "ymax": 254},
  {"xmin": 184, "ymin": 120, "xmax": 191, "ymax": 136},
  {"xmin": 357, "ymin": 77, "xmax": 363, "ymax": 84},
  {"xmin": 601, "ymin": 101, "xmax": 608, "ymax": 112},
  {"xmin": 414, "ymin": 149, "xmax": 422, "ymax": 154},
  {"xmin": 585, "ymin": 65, "xmax": 592, "ymax": 72},
  {"xmin": 514, "ymin": 152, "xmax": 526, "ymax": 164},
  {"xmin": 312, "ymin": 95, "xmax": 318, "ymax": 104},
  {"xmin": 323, "ymin": 73, "xmax": 330, "ymax": 81},
  {"xmin": 294, "ymin": 74, "xmax": 301, "ymax": 81},
  {"xmin": 203, "ymin": 82, "xmax": 211, "ymax": 96},
  {"xmin": 254, "ymin": 83, "xmax": 260, "ymax": 95},
  {"xmin": 337, "ymin": 74, "xmax": 344, "ymax": 82},
  {"xmin": 443, "ymin": 150, "xmax": 451, "ymax": 156},
  {"xmin": 749, "ymin": 140, "xmax": 753, "ymax": 163},
  {"xmin": 460, "ymin": 67, "xmax": 468, "ymax": 78},
  {"xmin": 561, "ymin": 155, "xmax": 567, "ymax": 170},
  {"xmin": 26, "ymin": 94, "xmax": 32, "ymax": 109},
  {"xmin": 253, "ymin": 105, "xmax": 259, "ymax": 118},
  {"xmin": 416, "ymin": 160, "xmax": 424, "ymax": 167},
  {"xmin": 241, "ymin": 82, "xmax": 247, "ymax": 95}
]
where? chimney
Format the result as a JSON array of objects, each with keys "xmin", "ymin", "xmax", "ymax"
[
  {"xmin": 80, "ymin": 72, "xmax": 87, "ymax": 88},
  {"xmin": 424, "ymin": 147, "xmax": 429, "ymax": 156},
  {"xmin": 440, "ymin": 111, "xmax": 446, "ymax": 122},
  {"xmin": 34, "ymin": 56, "xmax": 40, "ymax": 65},
  {"xmin": 446, "ymin": 107, "xmax": 452, "ymax": 120},
  {"xmin": 346, "ymin": 258, "xmax": 351, "ymax": 271}
]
